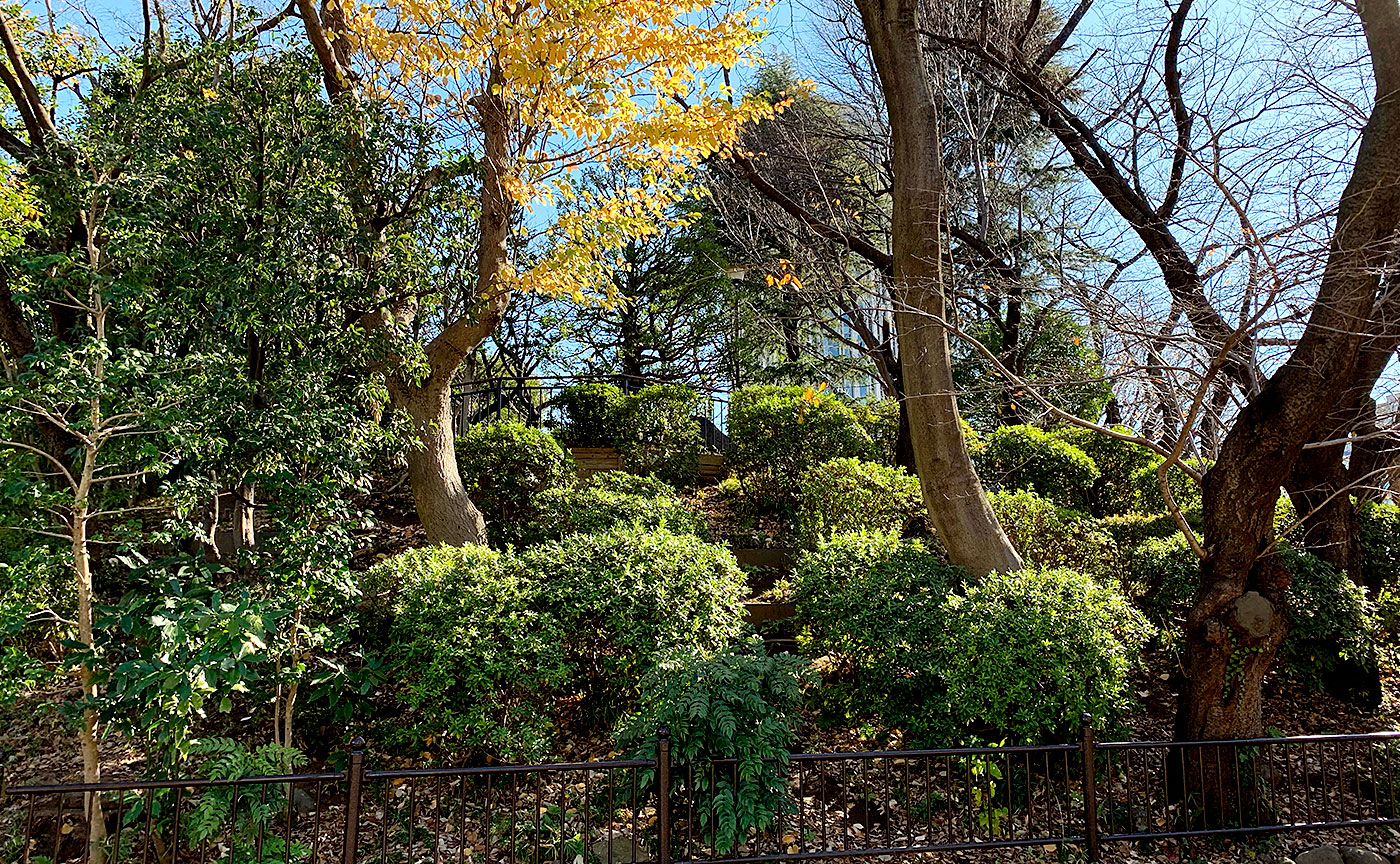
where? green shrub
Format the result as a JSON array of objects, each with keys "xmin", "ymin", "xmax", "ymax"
[
  {"xmin": 522, "ymin": 527, "xmax": 749, "ymax": 711},
  {"xmin": 793, "ymin": 458, "xmax": 922, "ymax": 545},
  {"xmin": 794, "ymin": 532, "xmax": 961, "ymax": 729},
  {"xmin": 977, "ymin": 424, "xmax": 1099, "ymax": 508},
  {"xmin": 584, "ymin": 470, "xmax": 679, "ymax": 498},
  {"xmin": 369, "ymin": 545, "xmax": 567, "ymax": 760},
  {"xmin": 519, "ymin": 485, "xmax": 706, "ymax": 545},
  {"xmin": 795, "ymin": 533, "xmax": 1148, "ymax": 744},
  {"xmin": 1100, "ymin": 511, "xmax": 1195, "ymax": 550},
  {"xmin": 941, "ymin": 568, "xmax": 1151, "ymax": 742},
  {"xmin": 1280, "ymin": 548, "xmax": 1377, "ymax": 690},
  {"xmin": 1051, "ymin": 426, "xmax": 1158, "ymax": 515},
  {"xmin": 620, "ymin": 636, "xmax": 810, "ymax": 854},
  {"xmin": 456, "ymin": 421, "xmax": 573, "ymax": 545},
  {"xmin": 1131, "ymin": 458, "xmax": 1209, "ymax": 513},
  {"xmin": 1123, "ymin": 534, "xmax": 1198, "ymax": 625},
  {"xmin": 727, "ymin": 385, "xmax": 874, "ymax": 506},
  {"xmin": 368, "ymin": 530, "xmax": 748, "ymax": 757},
  {"xmin": 1359, "ymin": 500, "xmax": 1400, "ymax": 591},
  {"xmin": 555, "ymin": 383, "xmax": 626, "ymax": 447},
  {"xmin": 989, "ymin": 489, "xmax": 1115, "ymax": 575},
  {"xmin": 854, "ymin": 399, "xmax": 901, "ymax": 465},
  {"xmin": 616, "ymin": 384, "xmax": 702, "ymax": 487}
]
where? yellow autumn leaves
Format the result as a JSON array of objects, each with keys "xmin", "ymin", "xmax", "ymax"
[{"xmin": 329, "ymin": 0, "xmax": 778, "ymax": 303}]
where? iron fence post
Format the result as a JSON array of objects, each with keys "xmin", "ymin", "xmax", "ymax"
[
  {"xmin": 658, "ymin": 727, "xmax": 671, "ymax": 864},
  {"xmin": 1081, "ymin": 715, "xmax": 1100, "ymax": 862},
  {"xmin": 343, "ymin": 737, "xmax": 366, "ymax": 864}
]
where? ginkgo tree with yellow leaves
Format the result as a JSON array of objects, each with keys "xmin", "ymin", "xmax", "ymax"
[{"xmin": 293, "ymin": 0, "xmax": 782, "ymax": 544}]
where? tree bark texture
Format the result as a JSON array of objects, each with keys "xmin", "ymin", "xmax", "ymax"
[
  {"xmin": 1178, "ymin": 0, "xmax": 1400, "ymax": 741},
  {"xmin": 853, "ymin": 0, "xmax": 1023, "ymax": 577}
]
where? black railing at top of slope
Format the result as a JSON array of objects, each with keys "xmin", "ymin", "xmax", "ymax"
[
  {"xmin": 7, "ymin": 721, "xmax": 1400, "ymax": 864},
  {"xmin": 450, "ymin": 375, "xmax": 730, "ymax": 451}
]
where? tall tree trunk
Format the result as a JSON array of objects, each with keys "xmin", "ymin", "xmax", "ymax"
[
  {"xmin": 391, "ymin": 75, "xmax": 513, "ymax": 544},
  {"xmin": 1177, "ymin": 0, "xmax": 1400, "ymax": 741},
  {"xmin": 395, "ymin": 377, "xmax": 489, "ymax": 545},
  {"xmin": 73, "ymin": 453, "xmax": 105, "ymax": 864},
  {"xmin": 854, "ymin": 0, "xmax": 1022, "ymax": 577}
]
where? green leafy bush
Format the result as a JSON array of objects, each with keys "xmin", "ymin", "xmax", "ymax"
[
  {"xmin": 794, "ymin": 533, "xmax": 961, "ymax": 730},
  {"xmin": 989, "ymin": 489, "xmax": 1115, "ymax": 575},
  {"xmin": 519, "ymin": 485, "xmax": 705, "ymax": 545},
  {"xmin": 727, "ymin": 385, "xmax": 875, "ymax": 506},
  {"xmin": 584, "ymin": 470, "xmax": 679, "ymax": 498},
  {"xmin": 1280, "ymin": 549, "xmax": 1377, "ymax": 690},
  {"xmin": 854, "ymin": 399, "xmax": 901, "ymax": 465},
  {"xmin": 615, "ymin": 384, "xmax": 702, "ymax": 487},
  {"xmin": 369, "ymin": 545, "xmax": 567, "ymax": 760},
  {"xmin": 1051, "ymin": 426, "xmax": 1158, "ymax": 516},
  {"xmin": 793, "ymin": 458, "xmax": 922, "ymax": 545},
  {"xmin": 1100, "ymin": 511, "xmax": 1194, "ymax": 550},
  {"xmin": 555, "ymin": 383, "xmax": 626, "ymax": 447},
  {"xmin": 522, "ymin": 527, "xmax": 749, "ymax": 711},
  {"xmin": 1359, "ymin": 500, "xmax": 1400, "ymax": 591},
  {"xmin": 367, "ymin": 530, "xmax": 747, "ymax": 757},
  {"xmin": 794, "ymin": 533, "xmax": 1148, "ymax": 743},
  {"xmin": 940, "ymin": 568, "xmax": 1151, "ymax": 742},
  {"xmin": 620, "ymin": 636, "xmax": 810, "ymax": 854},
  {"xmin": 455, "ymin": 421, "xmax": 573, "ymax": 545},
  {"xmin": 1131, "ymin": 458, "xmax": 1209, "ymax": 513},
  {"xmin": 1122, "ymin": 534, "xmax": 1198, "ymax": 625},
  {"xmin": 977, "ymin": 425, "xmax": 1099, "ymax": 508}
]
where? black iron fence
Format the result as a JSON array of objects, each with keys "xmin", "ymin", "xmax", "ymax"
[
  {"xmin": 450, "ymin": 375, "xmax": 730, "ymax": 450},
  {"xmin": 7, "ymin": 722, "xmax": 1399, "ymax": 864}
]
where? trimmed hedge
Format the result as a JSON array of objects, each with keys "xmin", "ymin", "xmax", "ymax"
[
  {"xmin": 940, "ymin": 567, "xmax": 1151, "ymax": 742},
  {"xmin": 989, "ymin": 489, "xmax": 1115, "ymax": 576},
  {"xmin": 455, "ymin": 421, "xmax": 573, "ymax": 546},
  {"xmin": 793, "ymin": 457, "xmax": 922, "ymax": 545},
  {"xmin": 1051, "ymin": 426, "xmax": 1158, "ymax": 516},
  {"xmin": 365, "ymin": 527, "xmax": 748, "ymax": 759},
  {"xmin": 727, "ymin": 385, "xmax": 875, "ymax": 507},
  {"xmin": 976, "ymin": 424, "xmax": 1099, "ymax": 508},
  {"xmin": 794, "ymin": 532, "xmax": 1149, "ymax": 744},
  {"xmin": 521, "ymin": 527, "xmax": 749, "ymax": 710},
  {"xmin": 518, "ymin": 485, "xmax": 706, "ymax": 545}
]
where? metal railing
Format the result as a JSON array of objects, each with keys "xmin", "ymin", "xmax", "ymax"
[{"xmin": 6, "ymin": 721, "xmax": 1399, "ymax": 864}]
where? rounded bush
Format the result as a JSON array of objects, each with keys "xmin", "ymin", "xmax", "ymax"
[
  {"xmin": 1131, "ymin": 458, "xmax": 1208, "ymax": 513},
  {"xmin": 727, "ymin": 385, "xmax": 875, "ymax": 507},
  {"xmin": 615, "ymin": 384, "xmax": 702, "ymax": 487},
  {"xmin": 1122, "ymin": 534, "xmax": 1198, "ymax": 625},
  {"xmin": 1280, "ymin": 548, "xmax": 1377, "ymax": 690},
  {"xmin": 367, "ymin": 545, "xmax": 568, "ymax": 760},
  {"xmin": 522, "ymin": 526, "xmax": 749, "ymax": 709},
  {"xmin": 794, "ymin": 532, "xmax": 960, "ymax": 728},
  {"xmin": 455, "ymin": 421, "xmax": 573, "ymax": 546},
  {"xmin": 940, "ymin": 567, "xmax": 1151, "ymax": 742},
  {"xmin": 854, "ymin": 399, "xmax": 901, "ymax": 465},
  {"xmin": 989, "ymin": 489, "xmax": 1115, "ymax": 575},
  {"xmin": 555, "ymin": 383, "xmax": 626, "ymax": 447},
  {"xmin": 977, "ymin": 424, "xmax": 1099, "ymax": 508},
  {"xmin": 1051, "ymin": 426, "xmax": 1157, "ymax": 516},
  {"xmin": 584, "ymin": 470, "xmax": 679, "ymax": 498},
  {"xmin": 793, "ymin": 457, "xmax": 922, "ymax": 545},
  {"xmin": 518, "ymin": 485, "xmax": 705, "ymax": 545},
  {"xmin": 1100, "ymin": 511, "xmax": 1194, "ymax": 550},
  {"xmin": 1359, "ymin": 500, "xmax": 1400, "ymax": 591}
]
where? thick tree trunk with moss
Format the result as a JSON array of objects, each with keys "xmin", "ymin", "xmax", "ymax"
[{"xmin": 853, "ymin": 0, "xmax": 1022, "ymax": 577}]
